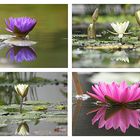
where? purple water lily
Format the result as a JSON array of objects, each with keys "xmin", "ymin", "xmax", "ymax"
[
  {"xmin": 6, "ymin": 46, "xmax": 37, "ymax": 63},
  {"xmin": 5, "ymin": 17, "xmax": 37, "ymax": 37}
]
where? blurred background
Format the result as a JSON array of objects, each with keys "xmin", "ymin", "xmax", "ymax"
[{"xmin": 73, "ymin": 4, "xmax": 140, "ymax": 33}]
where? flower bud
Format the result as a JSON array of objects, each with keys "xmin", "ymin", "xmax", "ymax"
[{"xmin": 14, "ymin": 84, "xmax": 29, "ymax": 98}]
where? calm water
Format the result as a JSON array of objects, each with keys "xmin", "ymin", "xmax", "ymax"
[
  {"xmin": 0, "ymin": 72, "xmax": 67, "ymax": 136},
  {"xmin": 73, "ymin": 99, "xmax": 140, "ymax": 136},
  {"xmin": 72, "ymin": 24, "xmax": 140, "ymax": 68},
  {"xmin": 0, "ymin": 5, "xmax": 68, "ymax": 68}
]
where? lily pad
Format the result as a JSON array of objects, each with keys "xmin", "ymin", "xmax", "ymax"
[
  {"xmin": 24, "ymin": 101, "xmax": 50, "ymax": 105},
  {"xmin": 33, "ymin": 106, "xmax": 48, "ymax": 111},
  {"xmin": 4, "ymin": 38, "xmax": 37, "ymax": 47},
  {"xmin": 55, "ymin": 105, "xmax": 66, "ymax": 110},
  {"xmin": 0, "ymin": 35, "xmax": 14, "ymax": 40}
]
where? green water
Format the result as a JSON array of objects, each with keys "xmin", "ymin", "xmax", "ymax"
[{"xmin": 0, "ymin": 4, "xmax": 68, "ymax": 68}]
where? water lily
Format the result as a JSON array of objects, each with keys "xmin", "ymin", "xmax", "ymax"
[
  {"xmin": 89, "ymin": 106, "xmax": 140, "ymax": 133},
  {"xmin": 5, "ymin": 17, "xmax": 37, "ymax": 38},
  {"xmin": 6, "ymin": 46, "xmax": 37, "ymax": 63},
  {"xmin": 110, "ymin": 21, "xmax": 129, "ymax": 38},
  {"xmin": 15, "ymin": 84, "xmax": 29, "ymax": 98},
  {"xmin": 15, "ymin": 122, "xmax": 29, "ymax": 136},
  {"xmin": 15, "ymin": 84, "xmax": 29, "ymax": 113},
  {"xmin": 87, "ymin": 81, "xmax": 140, "ymax": 105}
]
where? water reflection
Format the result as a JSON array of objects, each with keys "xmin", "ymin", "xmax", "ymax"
[
  {"xmin": 6, "ymin": 46, "xmax": 37, "ymax": 63},
  {"xmin": 15, "ymin": 122, "xmax": 29, "ymax": 136},
  {"xmin": 88, "ymin": 106, "xmax": 140, "ymax": 133},
  {"xmin": 111, "ymin": 50, "xmax": 129, "ymax": 63}
]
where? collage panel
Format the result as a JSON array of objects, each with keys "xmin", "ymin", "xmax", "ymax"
[
  {"xmin": 72, "ymin": 4, "xmax": 140, "ymax": 68},
  {"xmin": 73, "ymin": 72, "xmax": 140, "ymax": 136},
  {"xmin": 0, "ymin": 4, "xmax": 68, "ymax": 68},
  {"xmin": 0, "ymin": 72, "xmax": 67, "ymax": 136}
]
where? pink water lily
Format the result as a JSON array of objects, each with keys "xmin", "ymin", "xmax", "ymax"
[
  {"xmin": 90, "ymin": 107, "xmax": 140, "ymax": 133},
  {"xmin": 87, "ymin": 81, "xmax": 140, "ymax": 104}
]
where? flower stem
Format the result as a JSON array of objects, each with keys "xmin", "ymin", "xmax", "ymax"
[
  {"xmin": 120, "ymin": 38, "xmax": 123, "ymax": 44},
  {"xmin": 20, "ymin": 97, "xmax": 23, "ymax": 113}
]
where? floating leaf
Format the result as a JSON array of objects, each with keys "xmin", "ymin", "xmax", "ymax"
[
  {"xmin": 33, "ymin": 106, "xmax": 48, "ymax": 111},
  {"xmin": 4, "ymin": 38, "xmax": 37, "ymax": 47},
  {"xmin": 0, "ymin": 34, "xmax": 14, "ymax": 40},
  {"xmin": 23, "ymin": 101, "xmax": 50, "ymax": 105},
  {"xmin": 55, "ymin": 105, "xmax": 66, "ymax": 110}
]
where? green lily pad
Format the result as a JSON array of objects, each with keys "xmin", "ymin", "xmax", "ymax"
[
  {"xmin": 4, "ymin": 38, "xmax": 37, "ymax": 47},
  {"xmin": 33, "ymin": 106, "xmax": 48, "ymax": 111},
  {"xmin": 24, "ymin": 101, "xmax": 50, "ymax": 105},
  {"xmin": 55, "ymin": 105, "xmax": 66, "ymax": 110}
]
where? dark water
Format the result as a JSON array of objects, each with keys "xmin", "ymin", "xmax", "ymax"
[
  {"xmin": 0, "ymin": 72, "xmax": 67, "ymax": 136},
  {"xmin": 73, "ymin": 99, "xmax": 140, "ymax": 136},
  {"xmin": 0, "ymin": 5, "xmax": 68, "ymax": 68}
]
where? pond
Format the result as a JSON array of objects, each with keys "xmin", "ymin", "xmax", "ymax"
[
  {"xmin": 0, "ymin": 72, "xmax": 67, "ymax": 136},
  {"xmin": 73, "ymin": 99, "xmax": 140, "ymax": 136},
  {"xmin": 73, "ymin": 72, "xmax": 140, "ymax": 136},
  {"xmin": 0, "ymin": 5, "xmax": 68, "ymax": 68},
  {"xmin": 72, "ymin": 4, "xmax": 140, "ymax": 68}
]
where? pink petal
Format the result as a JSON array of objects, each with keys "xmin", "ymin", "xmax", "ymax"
[{"xmin": 87, "ymin": 92, "xmax": 105, "ymax": 102}]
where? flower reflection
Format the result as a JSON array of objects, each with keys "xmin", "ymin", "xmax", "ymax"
[
  {"xmin": 88, "ymin": 106, "xmax": 140, "ymax": 133},
  {"xmin": 15, "ymin": 122, "xmax": 29, "ymax": 136},
  {"xmin": 5, "ymin": 17, "xmax": 37, "ymax": 38},
  {"xmin": 111, "ymin": 50, "xmax": 129, "ymax": 63},
  {"xmin": 6, "ymin": 46, "xmax": 37, "ymax": 63}
]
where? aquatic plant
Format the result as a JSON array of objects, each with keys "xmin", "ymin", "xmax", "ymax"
[
  {"xmin": 109, "ymin": 21, "xmax": 129, "ymax": 42},
  {"xmin": 15, "ymin": 122, "xmax": 29, "ymax": 136},
  {"xmin": 6, "ymin": 46, "xmax": 37, "ymax": 63},
  {"xmin": 90, "ymin": 106, "xmax": 140, "ymax": 133},
  {"xmin": 87, "ymin": 8, "xmax": 99, "ymax": 39},
  {"xmin": 135, "ymin": 10, "xmax": 140, "ymax": 26},
  {"xmin": 14, "ymin": 84, "xmax": 29, "ymax": 113},
  {"xmin": 87, "ymin": 81, "xmax": 140, "ymax": 105},
  {"xmin": 5, "ymin": 17, "xmax": 37, "ymax": 38}
]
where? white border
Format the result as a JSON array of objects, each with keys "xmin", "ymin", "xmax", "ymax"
[{"xmin": 0, "ymin": 1, "xmax": 140, "ymax": 140}]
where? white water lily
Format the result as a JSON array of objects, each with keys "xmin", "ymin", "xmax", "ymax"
[
  {"xmin": 110, "ymin": 21, "xmax": 129, "ymax": 38},
  {"xmin": 15, "ymin": 122, "xmax": 29, "ymax": 136},
  {"xmin": 14, "ymin": 84, "xmax": 29, "ymax": 98}
]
